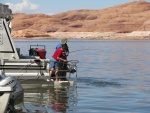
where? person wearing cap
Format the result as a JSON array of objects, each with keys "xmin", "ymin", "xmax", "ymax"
[
  {"xmin": 55, "ymin": 38, "xmax": 69, "ymax": 80},
  {"xmin": 48, "ymin": 44, "xmax": 68, "ymax": 81},
  {"xmin": 56, "ymin": 38, "xmax": 69, "ymax": 52}
]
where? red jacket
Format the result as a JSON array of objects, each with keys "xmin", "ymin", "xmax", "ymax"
[{"xmin": 52, "ymin": 48, "xmax": 62, "ymax": 60}]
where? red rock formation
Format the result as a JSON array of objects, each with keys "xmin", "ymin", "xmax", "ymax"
[{"xmin": 11, "ymin": 1, "xmax": 150, "ymax": 38}]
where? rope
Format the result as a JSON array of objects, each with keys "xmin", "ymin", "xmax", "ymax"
[{"xmin": 17, "ymin": 60, "xmax": 34, "ymax": 80}]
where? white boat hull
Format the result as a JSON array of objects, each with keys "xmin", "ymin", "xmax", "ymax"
[
  {"xmin": 19, "ymin": 79, "xmax": 75, "ymax": 88},
  {"xmin": 0, "ymin": 87, "xmax": 12, "ymax": 113}
]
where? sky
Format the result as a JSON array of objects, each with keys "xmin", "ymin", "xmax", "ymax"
[{"xmin": 1, "ymin": 0, "xmax": 150, "ymax": 15}]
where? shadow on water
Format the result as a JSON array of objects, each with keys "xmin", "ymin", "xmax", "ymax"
[{"xmin": 77, "ymin": 77, "xmax": 122, "ymax": 88}]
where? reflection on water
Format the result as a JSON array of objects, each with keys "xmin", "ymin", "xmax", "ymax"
[{"xmin": 23, "ymin": 85, "xmax": 77, "ymax": 113}]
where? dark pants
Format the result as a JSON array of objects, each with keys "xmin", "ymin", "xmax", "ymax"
[{"xmin": 58, "ymin": 61, "xmax": 67, "ymax": 80}]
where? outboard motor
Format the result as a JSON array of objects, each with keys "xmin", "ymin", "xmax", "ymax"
[
  {"xmin": 29, "ymin": 45, "xmax": 46, "ymax": 59},
  {"xmin": 0, "ymin": 75, "xmax": 27, "ymax": 112}
]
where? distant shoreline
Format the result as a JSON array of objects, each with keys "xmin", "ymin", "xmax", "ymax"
[{"xmin": 12, "ymin": 31, "xmax": 150, "ymax": 40}]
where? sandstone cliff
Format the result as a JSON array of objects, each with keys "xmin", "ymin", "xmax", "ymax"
[{"xmin": 11, "ymin": 1, "xmax": 150, "ymax": 39}]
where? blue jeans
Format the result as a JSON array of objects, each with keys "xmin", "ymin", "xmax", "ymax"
[{"xmin": 50, "ymin": 58, "xmax": 58, "ymax": 69}]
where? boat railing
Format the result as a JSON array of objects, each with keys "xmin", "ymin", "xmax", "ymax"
[
  {"xmin": 50, "ymin": 60, "xmax": 79, "ymax": 81},
  {"xmin": 0, "ymin": 58, "xmax": 79, "ymax": 81}
]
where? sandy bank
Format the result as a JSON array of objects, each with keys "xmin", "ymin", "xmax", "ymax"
[
  {"xmin": 12, "ymin": 31, "xmax": 150, "ymax": 40},
  {"xmin": 46, "ymin": 31, "xmax": 150, "ymax": 40}
]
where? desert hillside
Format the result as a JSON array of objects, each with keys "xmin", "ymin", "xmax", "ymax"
[{"xmin": 11, "ymin": 1, "xmax": 150, "ymax": 39}]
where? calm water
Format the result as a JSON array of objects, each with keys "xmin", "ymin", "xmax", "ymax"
[{"xmin": 14, "ymin": 39, "xmax": 150, "ymax": 113}]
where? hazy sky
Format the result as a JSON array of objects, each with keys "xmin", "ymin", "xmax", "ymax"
[{"xmin": 1, "ymin": 0, "xmax": 150, "ymax": 15}]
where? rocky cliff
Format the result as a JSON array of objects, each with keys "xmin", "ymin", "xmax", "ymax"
[{"xmin": 11, "ymin": 1, "xmax": 150, "ymax": 39}]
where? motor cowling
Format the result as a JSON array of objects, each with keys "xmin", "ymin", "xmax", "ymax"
[
  {"xmin": 36, "ymin": 48, "xmax": 46, "ymax": 59},
  {"xmin": 29, "ymin": 48, "xmax": 46, "ymax": 59},
  {"xmin": 0, "ymin": 76, "xmax": 27, "ymax": 112},
  {"xmin": 0, "ymin": 76, "xmax": 23, "ymax": 94}
]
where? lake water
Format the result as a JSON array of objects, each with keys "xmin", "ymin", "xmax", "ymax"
[{"xmin": 14, "ymin": 39, "xmax": 150, "ymax": 113}]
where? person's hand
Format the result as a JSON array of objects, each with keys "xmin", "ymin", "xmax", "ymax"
[{"xmin": 63, "ymin": 59, "xmax": 68, "ymax": 62}]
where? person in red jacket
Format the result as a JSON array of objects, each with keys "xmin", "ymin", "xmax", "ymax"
[{"xmin": 47, "ymin": 44, "xmax": 68, "ymax": 81}]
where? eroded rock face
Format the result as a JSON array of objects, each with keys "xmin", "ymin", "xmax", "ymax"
[
  {"xmin": 11, "ymin": 29, "xmax": 50, "ymax": 39},
  {"xmin": 11, "ymin": 1, "xmax": 150, "ymax": 39}
]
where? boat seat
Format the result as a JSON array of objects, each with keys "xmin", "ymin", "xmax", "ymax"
[{"xmin": 16, "ymin": 48, "xmax": 37, "ymax": 59}]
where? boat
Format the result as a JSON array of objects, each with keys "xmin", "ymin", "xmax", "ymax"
[{"xmin": 0, "ymin": 4, "xmax": 79, "ymax": 87}]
